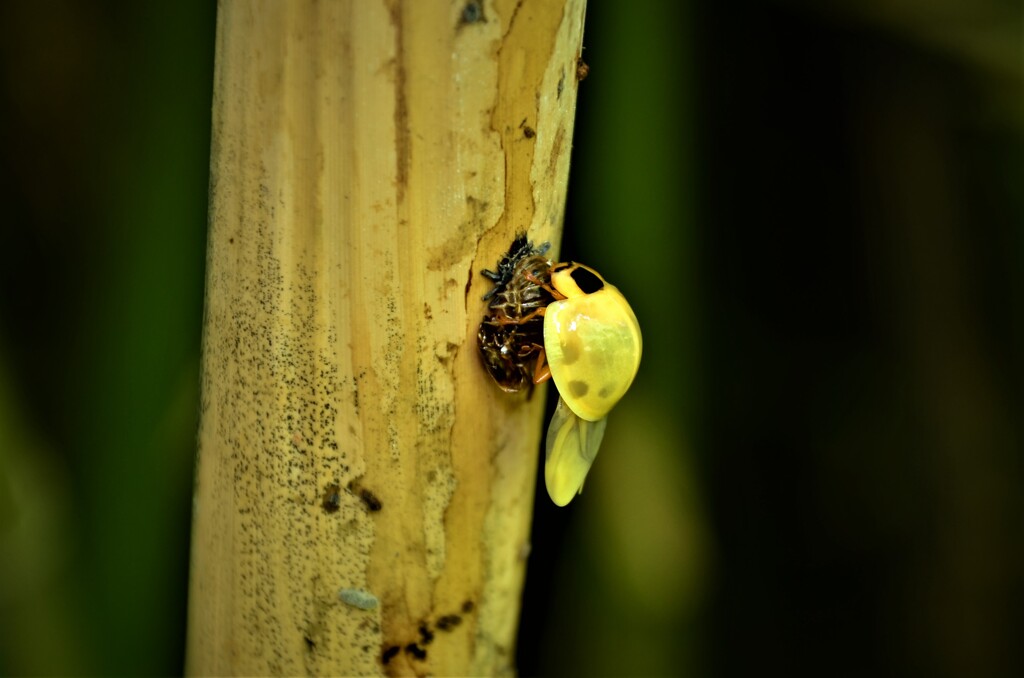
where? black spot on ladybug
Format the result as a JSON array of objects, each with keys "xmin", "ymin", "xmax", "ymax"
[
  {"xmin": 598, "ymin": 385, "xmax": 613, "ymax": 398},
  {"xmin": 570, "ymin": 266, "xmax": 604, "ymax": 294},
  {"xmin": 523, "ymin": 126, "xmax": 535, "ymax": 139},
  {"xmin": 404, "ymin": 643, "xmax": 428, "ymax": 660},
  {"xmin": 568, "ymin": 380, "xmax": 589, "ymax": 398},
  {"xmin": 321, "ymin": 483, "xmax": 341, "ymax": 513},
  {"xmin": 382, "ymin": 645, "xmax": 400, "ymax": 664},
  {"xmin": 462, "ymin": 600, "xmax": 475, "ymax": 613}
]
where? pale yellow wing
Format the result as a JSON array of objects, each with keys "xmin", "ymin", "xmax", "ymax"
[{"xmin": 544, "ymin": 396, "xmax": 608, "ymax": 506}]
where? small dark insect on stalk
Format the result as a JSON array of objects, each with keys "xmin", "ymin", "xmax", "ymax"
[{"xmin": 477, "ymin": 234, "xmax": 555, "ymax": 393}]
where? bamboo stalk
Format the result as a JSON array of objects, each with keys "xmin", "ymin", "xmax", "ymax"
[{"xmin": 185, "ymin": 1, "xmax": 587, "ymax": 675}]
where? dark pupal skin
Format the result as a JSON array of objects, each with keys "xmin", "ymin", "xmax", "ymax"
[
  {"xmin": 477, "ymin": 234, "xmax": 555, "ymax": 392},
  {"xmin": 485, "ymin": 252, "xmax": 553, "ymax": 320},
  {"xmin": 481, "ymin": 234, "xmax": 550, "ymax": 301},
  {"xmin": 477, "ymin": 322, "xmax": 542, "ymax": 392}
]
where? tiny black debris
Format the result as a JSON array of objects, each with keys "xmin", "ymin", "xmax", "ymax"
[
  {"xmin": 382, "ymin": 645, "xmax": 401, "ymax": 664},
  {"xmin": 576, "ymin": 58, "xmax": 589, "ymax": 81},
  {"xmin": 436, "ymin": 614, "xmax": 462, "ymax": 631},
  {"xmin": 321, "ymin": 483, "xmax": 341, "ymax": 513},
  {"xmin": 460, "ymin": 0, "xmax": 485, "ymax": 25},
  {"xmin": 419, "ymin": 623, "xmax": 435, "ymax": 646},
  {"xmin": 359, "ymin": 488, "xmax": 382, "ymax": 511},
  {"xmin": 347, "ymin": 480, "xmax": 383, "ymax": 512}
]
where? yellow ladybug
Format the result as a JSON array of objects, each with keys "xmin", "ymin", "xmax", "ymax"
[{"xmin": 542, "ymin": 262, "xmax": 642, "ymax": 506}]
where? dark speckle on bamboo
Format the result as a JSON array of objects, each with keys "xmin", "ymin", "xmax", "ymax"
[
  {"xmin": 436, "ymin": 614, "xmax": 462, "ymax": 631},
  {"xmin": 418, "ymin": 622, "xmax": 435, "ymax": 646},
  {"xmin": 347, "ymin": 480, "xmax": 383, "ymax": 512},
  {"xmin": 321, "ymin": 483, "xmax": 341, "ymax": 513},
  {"xmin": 458, "ymin": 0, "xmax": 485, "ymax": 26},
  {"xmin": 381, "ymin": 645, "xmax": 401, "ymax": 665}
]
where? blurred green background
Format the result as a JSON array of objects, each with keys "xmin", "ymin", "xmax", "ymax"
[{"xmin": 1, "ymin": 1, "xmax": 1021, "ymax": 676}]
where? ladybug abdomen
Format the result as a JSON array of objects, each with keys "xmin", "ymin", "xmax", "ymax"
[{"xmin": 543, "ymin": 287, "xmax": 642, "ymax": 421}]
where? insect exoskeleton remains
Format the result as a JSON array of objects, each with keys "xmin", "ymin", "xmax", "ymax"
[
  {"xmin": 477, "ymin": 234, "xmax": 555, "ymax": 392},
  {"xmin": 477, "ymin": 236, "xmax": 643, "ymax": 506}
]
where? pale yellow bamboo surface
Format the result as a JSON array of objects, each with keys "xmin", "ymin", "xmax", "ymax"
[{"xmin": 186, "ymin": 0, "xmax": 587, "ymax": 675}]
